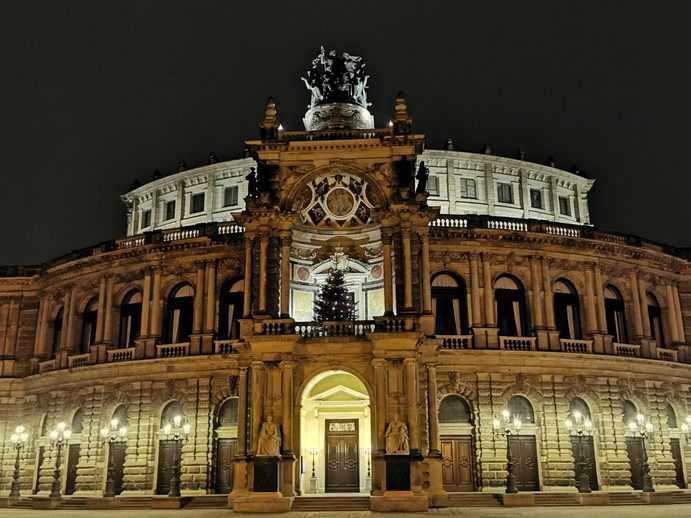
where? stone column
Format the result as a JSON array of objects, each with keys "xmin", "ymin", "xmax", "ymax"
[
  {"xmin": 62, "ymin": 287, "xmax": 77, "ymax": 351},
  {"xmin": 401, "ymin": 228, "xmax": 414, "ymax": 311},
  {"xmin": 279, "ymin": 232, "xmax": 291, "ymax": 318},
  {"xmin": 672, "ymin": 285, "xmax": 686, "ymax": 343},
  {"xmin": 250, "ymin": 361, "xmax": 265, "ymax": 455},
  {"xmin": 150, "ymin": 268, "xmax": 162, "ymax": 338},
  {"xmin": 103, "ymin": 275, "xmax": 114, "ymax": 344},
  {"xmin": 231, "ymin": 366, "xmax": 250, "ymax": 498},
  {"xmin": 372, "ymin": 359, "xmax": 387, "ymax": 451},
  {"xmin": 542, "ymin": 258, "xmax": 555, "ymax": 329},
  {"xmin": 34, "ymin": 296, "xmax": 46, "ymax": 357},
  {"xmin": 204, "ymin": 260, "xmax": 217, "ymax": 333},
  {"xmin": 258, "ymin": 234, "xmax": 269, "ymax": 313},
  {"xmin": 637, "ymin": 274, "xmax": 651, "ymax": 338},
  {"xmin": 382, "ymin": 229, "xmax": 394, "ymax": 315},
  {"xmin": 583, "ymin": 266, "xmax": 598, "ymax": 335},
  {"xmin": 95, "ymin": 277, "xmax": 106, "ymax": 343},
  {"xmin": 426, "ymin": 363, "xmax": 440, "ymax": 454},
  {"xmin": 594, "ymin": 265, "xmax": 607, "ymax": 332},
  {"xmin": 140, "ymin": 268, "xmax": 152, "ymax": 338},
  {"xmin": 243, "ymin": 235, "xmax": 254, "ymax": 317},
  {"xmin": 193, "ymin": 262, "xmax": 205, "ymax": 334},
  {"xmin": 419, "ymin": 229, "xmax": 432, "ymax": 314},
  {"xmin": 666, "ymin": 284, "xmax": 681, "ymax": 344},
  {"xmin": 482, "ymin": 254, "xmax": 495, "ymax": 326},
  {"xmin": 404, "ymin": 358, "xmax": 419, "ymax": 451},
  {"xmin": 629, "ymin": 271, "xmax": 644, "ymax": 340},
  {"xmin": 279, "ymin": 361, "xmax": 295, "ymax": 497},
  {"xmin": 530, "ymin": 257, "xmax": 544, "ymax": 329},
  {"xmin": 470, "ymin": 254, "xmax": 482, "ymax": 327}
]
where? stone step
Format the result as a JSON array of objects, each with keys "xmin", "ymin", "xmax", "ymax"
[
  {"xmin": 533, "ymin": 493, "xmax": 581, "ymax": 506},
  {"xmin": 292, "ymin": 496, "xmax": 370, "ymax": 511},
  {"xmin": 608, "ymin": 492, "xmax": 645, "ymax": 505},
  {"xmin": 114, "ymin": 496, "xmax": 155, "ymax": 508},
  {"xmin": 447, "ymin": 492, "xmax": 502, "ymax": 506},
  {"xmin": 184, "ymin": 495, "xmax": 229, "ymax": 508}
]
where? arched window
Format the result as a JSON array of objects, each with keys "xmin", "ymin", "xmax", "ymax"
[
  {"xmin": 80, "ymin": 298, "xmax": 98, "ymax": 353},
  {"xmin": 51, "ymin": 307, "xmax": 64, "ymax": 358},
  {"xmin": 217, "ymin": 398, "xmax": 239, "ymax": 427},
  {"xmin": 509, "ymin": 395, "xmax": 535, "ymax": 424},
  {"xmin": 72, "ymin": 408, "xmax": 84, "ymax": 434},
  {"xmin": 605, "ymin": 286, "xmax": 628, "ymax": 343},
  {"xmin": 623, "ymin": 400, "xmax": 637, "ymax": 424},
  {"xmin": 495, "ymin": 275, "xmax": 528, "ymax": 337},
  {"xmin": 439, "ymin": 395, "xmax": 472, "ymax": 423},
  {"xmin": 112, "ymin": 404, "xmax": 129, "ymax": 427},
  {"xmin": 161, "ymin": 400, "xmax": 183, "ymax": 427},
  {"xmin": 569, "ymin": 398, "xmax": 592, "ymax": 421},
  {"xmin": 553, "ymin": 279, "xmax": 581, "ymax": 339},
  {"xmin": 666, "ymin": 404, "xmax": 678, "ymax": 429},
  {"xmin": 119, "ymin": 290, "xmax": 142, "ymax": 347},
  {"xmin": 164, "ymin": 284, "xmax": 194, "ymax": 344},
  {"xmin": 218, "ymin": 279, "xmax": 244, "ymax": 340},
  {"xmin": 432, "ymin": 273, "xmax": 469, "ymax": 335},
  {"xmin": 646, "ymin": 293, "xmax": 665, "ymax": 346}
]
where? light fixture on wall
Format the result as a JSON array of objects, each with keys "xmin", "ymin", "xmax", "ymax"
[
  {"xmin": 9, "ymin": 425, "xmax": 29, "ymax": 497},
  {"xmin": 309, "ymin": 447, "xmax": 319, "ymax": 478},
  {"xmin": 101, "ymin": 418, "xmax": 128, "ymax": 497},
  {"xmin": 681, "ymin": 416, "xmax": 691, "ymax": 441},
  {"xmin": 159, "ymin": 414, "xmax": 191, "ymax": 497},
  {"xmin": 565, "ymin": 411, "xmax": 593, "ymax": 493},
  {"xmin": 493, "ymin": 409, "xmax": 523, "ymax": 494},
  {"xmin": 627, "ymin": 413, "xmax": 655, "ymax": 493},
  {"xmin": 49, "ymin": 422, "xmax": 72, "ymax": 498}
]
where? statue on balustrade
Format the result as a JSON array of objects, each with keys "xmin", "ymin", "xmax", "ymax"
[
  {"xmin": 415, "ymin": 161, "xmax": 429, "ymax": 194},
  {"xmin": 256, "ymin": 415, "xmax": 281, "ymax": 457},
  {"xmin": 385, "ymin": 414, "xmax": 410, "ymax": 455}
]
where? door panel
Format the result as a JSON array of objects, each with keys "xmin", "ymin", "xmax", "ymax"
[
  {"xmin": 109, "ymin": 442, "xmax": 127, "ymax": 495},
  {"xmin": 670, "ymin": 438, "xmax": 686, "ymax": 489},
  {"xmin": 65, "ymin": 444, "xmax": 81, "ymax": 495},
  {"xmin": 570, "ymin": 435, "xmax": 598, "ymax": 490},
  {"xmin": 626, "ymin": 437, "xmax": 644, "ymax": 490},
  {"xmin": 441, "ymin": 436, "xmax": 475, "ymax": 491},
  {"xmin": 215, "ymin": 438, "xmax": 237, "ymax": 493},
  {"xmin": 156, "ymin": 440, "xmax": 180, "ymax": 495},
  {"xmin": 508, "ymin": 435, "xmax": 539, "ymax": 491},
  {"xmin": 325, "ymin": 419, "xmax": 359, "ymax": 493}
]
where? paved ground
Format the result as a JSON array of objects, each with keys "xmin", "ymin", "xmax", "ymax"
[{"xmin": 2, "ymin": 506, "xmax": 691, "ymax": 518}]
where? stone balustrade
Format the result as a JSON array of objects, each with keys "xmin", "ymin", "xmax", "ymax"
[
  {"xmin": 657, "ymin": 348, "xmax": 679, "ymax": 362},
  {"xmin": 559, "ymin": 338, "xmax": 593, "ymax": 354},
  {"xmin": 614, "ymin": 342, "xmax": 641, "ymax": 357},
  {"xmin": 38, "ymin": 358, "xmax": 57, "ymax": 373},
  {"xmin": 106, "ymin": 347, "xmax": 136, "ymax": 362},
  {"xmin": 156, "ymin": 342, "xmax": 190, "ymax": 358},
  {"xmin": 67, "ymin": 353, "xmax": 91, "ymax": 368},
  {"xmin": 214, "ymin": 339, "xmax": 240, "ymax": 354},
  {"xmin": 438, "ymin": 335, "xmax": 473, "ymax": 350},
  {"xmin": 295, "ymin": 320, "xmax": 376, "ymax": 338},
  {"xmin": 499, "ymin": 336, "xmax": 536, "ymax": 351}
]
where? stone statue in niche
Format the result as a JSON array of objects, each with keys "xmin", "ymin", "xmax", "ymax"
[
  {"xmin": 385, "ymin": 414, "xmax": 410, "ymax": 455},
  {"xmin": 415, "ymin": 161, "xmax": 429, "ymax": 194},
  {"xmin": 256, "ymin": 416, "xmax": 281, "ymax": 457}
]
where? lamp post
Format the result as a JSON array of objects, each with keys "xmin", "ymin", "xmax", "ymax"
[
  {"xmin": 159, "ymin": 414, "xmax": 190, "ymax": 497},
  {"xmin": 49, "ymin": 422, "xmax": 72, "ymax": 498},
  {"xmin": 627, "ymin": 413, "xmax": 654, "ymax": 493},
  {"xmin": 9, "ymin": 425, "xmax": 29, "ymax": 497},
  {"xmin": 493, "ymin": 409, "xmax": 523, "ymax": 494},
  {"xmin": 100, "ymin": 418, "xmax": 128, "ymax": 497},
  {"xmin": 565, "ymin": 411, "xmax": 593, "ymax": 493},
  {"xmin": 309, "ymin": 447, "xmax": 319, "ymax": 493}
]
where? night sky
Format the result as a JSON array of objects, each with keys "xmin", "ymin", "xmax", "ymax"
[{"xmin": 1, "ymin": 1, "xmax": 690, "ymax": 265}]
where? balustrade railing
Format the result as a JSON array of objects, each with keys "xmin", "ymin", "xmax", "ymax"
[
  {"xmin": 38, "ymin": 358, "xmax": 57, "ymax": 373},
  {"xmin": 67, "ymin": 353, "xmax": 91, "ymax": 368},
  {"xmin": 499, "ymin": 336, "xmax": 536, "ymax": 351},
  {"xmin": 559, "ymin": 338, "xmax": 593, "ymax": 354},
  {"xmin": 214, "ymin": 339, "xmax": 240, "ymax": 354},
  {"xmin": 217, "ymin": 223, "xmax": 244, "ymax": 235},
  {"xmin": 106, "ymin": 347, "xmax": 135, "ymax": 362},
  {"xmin": 614, "ymin": 342, "xmax": 641, "ymax": 357},
  {"xmin": 656, "ymin": 348, "xmax": 678, "ymax": 362},
  {"xmin": 438, "ymin": 335, "xmax": 473, "ymax": 350},
  {"xmin": 156, "ymin": 342, "xmax": 190, "ymax": 358},
  {"xmin": 429, "ymin": 215, "xmax": 468, "ymax": 228},
  {"xmin": 163, "ymin": 228, "xmax": 200, "ymax": 242},
  {"xmin": 295, "ymin": 320, "xmax": 375, "ymax": 338}
]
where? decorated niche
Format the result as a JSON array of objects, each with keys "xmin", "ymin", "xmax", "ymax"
[{"xmin": 294, "ymin": 171, "xmax": 382, "ymax": 228}]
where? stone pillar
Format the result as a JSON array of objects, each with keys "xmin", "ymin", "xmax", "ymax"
[
  {"xmin": 530, "ymin": 256, "xmax": 544, "ymax": 329},
  {"xmin": 482, "ymin": 254, "xmax": 495, "ymax": 326},
  {"xmin": 666, "ymin": 284, "xmax": 681, "ymax": 344},
  {"xmin": 250, "ymin": 361, "xmax": 265, "ymax": 456},
  {"xmin": 402, "ymin": 228, "xmax": 414, "ymax": 311},
  {"xmin": 419, "ymin": 230, "xmax": 432, "ymax": 314},
  {"xmin": 279, "ymin": 232, "xmax": 291, "ymax": 317},
  {"xmin": 62, "ymin": 287, "xmax": 77, "ymax": 352},
  {"xmin": 637, "ymin": 275, "xmax": 651, "ymax": 338},
  {"xmin": 542, "ymin": 258, "xmax": 560, "ymax": 350},
  {"xmin": 279, "ymin": 361, "xmax": 295, "ymax": 497},
  {"xmin": 404, "ymin": 358, "xmax": 419, "ymax": 452},
  {"xmin": 193, "ymin": 262, "xmax": 205, "ymax": 334},
  {"xmin": 232, "ymin": 367, "xmax": 250, "ymax": 499},
  {"xmin": 382, "ymin": 230, "xmax": 394, "ymax": 316},
  {"xmin": 371, "ymin": 358, "xmax": 387, "ymax": 496},
  {"xmin": 258, "ymin": 234, "xmax": 269, "ymax": 313},
  {"xmin": 594, "ymin": 265, "xmax": 607, "ymax": 332},
  {"xmin": 34, "ymin": 296, "xmax": 47, "ymax": 358},
  {"xmin": 140, "ymin": 268, "xmax": 152, "ymax": 338},
  {"xmin": 243, "ymin": 235, "xmax": 254, "ymax": 317},
  {"xmin": 426, "ymin": 364, "xmax": 440, "ymax": 454},
  {"xmin": 95, "ymin": 277, "xmax": 106, "ymax": 343},
  {"xmin": 204, "ymin": 260, "xmax": 217, "ymax": 333},
  {"xmin": 583, "ymin": 266, "xmax": 598, "ymax": 335},
  {"xmin": 470, "ymin": 254, "xmax": 482, "ymax": 327},
  {"xmin": 672, "ymin": 285, "xmax": 686, "ymax": 343},
  {"xmin": 103, "ymin": 276, "xmax": 114, "ymax": 344},
  {"xmin": 629, "ymin": 271, "xmax": 644, "ymax": 340},
  {"xmin": 150, "ymin": 268, "xmax": 162, "ymax": 338}
]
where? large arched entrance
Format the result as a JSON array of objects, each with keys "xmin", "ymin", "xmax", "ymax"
[{"xmin": 299, "ymin": 370, "xmax": 372, "ymax": 494}]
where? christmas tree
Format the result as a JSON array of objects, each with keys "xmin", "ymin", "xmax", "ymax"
[{"xmin": 313, "ymin": 268, "xmax": 357, "ymax": 322}]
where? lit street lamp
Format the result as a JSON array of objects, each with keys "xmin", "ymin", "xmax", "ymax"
[
  {"xmin": 308, "ymin": 447, "xmax": 319, "ymax": 493},
  {"xmin": 159, "ymin": 414, "xmax": 190, "ymax": 497},
  {"xmin": 680, "ymin": 416, "xmax": 691, "ymax": 441},
  {"xmin": 49, "ymin": 422, "xmax": 72, "ymax": 498},
  {"xmin": 565, "ymin": 411, "xmax": 593, "ymax": 493},
  {"xmin": 627, "ymin": 413, "xmax": 654, "ymax": 493},
  {"xmin": 9, "ymin": 425, "xmax": 29, "ymax": 497},
  {"xmin": 100, "ymin": 418, "xmax": 128, "ymax": 497},
  {"xmin": 493, "ymin": 409, "xmax": 523, "ymax": 494}
]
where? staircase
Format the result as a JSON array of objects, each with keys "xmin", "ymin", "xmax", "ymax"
[
  {"xmin": 447, "ymin": 492, "xmax": 501, "ymax": 507},
  {"xmin": 608, "ymin": 492, "xmax": 645, "ymax": 505},
  {"xmin": 185, "ymin": 495, "xmax": 229, "ymax": 508},
  {"xmin": 533, "ymin": 493, "xmax": 580, "ymax": 506},
  {"xmin": 292, "ymin": 496, "xmax": 370, "ymax": 511}
]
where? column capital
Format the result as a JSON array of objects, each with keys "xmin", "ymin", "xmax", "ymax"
[
  {"xmin": 371, "ymin": 358, "xmax": 387, "ymax": 369},
  {"xmin": 402, "ymin": 357, "xmax": 418, "ymax": 366},
  {"xmin": 424, "ymin": 361, "xmax": 439, "ymax": 369},
  {"xmin": 279, "ymin": 360, "xmax": 295, "ymax": 370},
  {"xmin": 238, "ymin": 366, "xmax": 249, "ymax": 375},
  {"xmin": 192, "ymin": 260, "xmax": 206, "ymax": 270},
  {"xmin": 250, "ymin": 360, "xmax": 265, "ymax": 369}
]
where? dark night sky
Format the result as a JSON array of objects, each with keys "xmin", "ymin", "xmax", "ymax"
[{"xmin": 1, "ymin": 1, "xmax": 690, "ymax": 265}]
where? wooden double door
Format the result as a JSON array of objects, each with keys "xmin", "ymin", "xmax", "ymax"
[
  {"xmin": 156, "ymin": 440, "xmax": 181, "ymax": 495},
  {"xmin": 626, "ymin": 437, "xmax": 645, "ymax": 490},
  {"xmin": 108, "ymin": 443, "xmax": 127, "ymax": 495},
  {"xmin": 325, "ymin": 419, "xmax": 359, "ymax": 493},
  {"xmin": 508, "ymin": 435, "xmax": 539, "ymax": 491},
  {"xmin": 441, "ymin": 436, "xmax": 476, "ymax": 491},
  {"xmin": 214, "ymin": 438, "xmax": 237, "ymax": 493}
]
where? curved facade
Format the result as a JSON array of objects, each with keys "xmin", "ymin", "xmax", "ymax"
[{"xmin": 1, "ymin": 68, "xmax": 691, "ymax": 512}]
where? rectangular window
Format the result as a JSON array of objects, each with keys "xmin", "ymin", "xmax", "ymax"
[
  {"xmin": 165, "ymin": 200, "xmax": 176, "ymax": 221},
  {"xmin": 190, "ymin": 193, "xmax": 205, "ymax": 214},
  {"xmin": 497, "ymin": 183, "xmax": 513, "ymax": 204},
  {"xmin": 224, "ymin": 185, "xmax": 239, "ymax": 207},
  {"xmin": 459, "ymin": 178, "xmax": 477, "ymax": 199},
  {"xmin": 530, "ymin": 189, "xmax": 543, "ymax": 209},
  {"xmin": 559, "ymin": 196, "xmax": 571, "ymax": 216},
  {"xmin": 427, "ymin": 176, "xmax": 439, "ymax": 196},
  {"xmin": 141, "ymin": 209, "xmax": 151, "ymax": 229}
]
